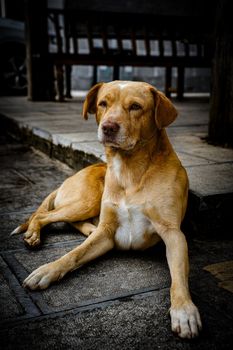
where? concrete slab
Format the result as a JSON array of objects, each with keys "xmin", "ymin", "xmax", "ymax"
[
  {"xmin": 1, "ymin": 95, "xmax": 233, "ymax": 237},
  {"xmin": 29, "ymin": 123, "xmax": 82, "ymax": 134},
  {"xmin": 72, "ymin": 141, "xmax": 104, "ymax": 159},
  {"xmin": 0, "ymin": 212, "xmax": 33, "ymax": 250},
  {"xmin": 0, "ymin": 186, "xmax": 44, "ymax": 213},
  {"xmin": 52, "ymin": 132, "xmax": 98, "ymax": 147},
  {"xmin": 174, "ymin": 99, "xmax": 209, "ymax": 126},
  {"xmin": 171, "ymin": 135, "xmax": 233, "ymax": 163},
  {"xmin": 1, "ymin": 288, "xmax": 233, "ymax": 350},
  {"xmin": 0, "ymin": 141, "xmax": 73, "ymax": 177},
  {"xmin": 167, "ymin": 124, "xmax": 207, "ymax": 137},
  {"xmin": 1, "ymin": 136, "xmax": 233, "ymax": 350},
  {"xmin": 14, "ymin": 244, "xmax": 169, "ymax": 312},
  {"xmin": 0, "ymin": 167, "xmax": 30, "ymax": 190},
  {"xmin": 0, "ymin": 257, "xmax": 24, "ymax": 321},
  {"xmin": 204, "ymin": 261, "xmax": 233, "ymax": 293},
  {"xmin": 175, "ymin": 151, "xmax": 214, "ymax": 167},
  {"xmin": 187, "ymin": 163, "xmax": 233, "ymax": 196}
]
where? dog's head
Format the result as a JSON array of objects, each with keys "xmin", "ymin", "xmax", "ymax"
[{"xmin": 83, "ymin": 81, "xmax": 177, "ymax": 151}]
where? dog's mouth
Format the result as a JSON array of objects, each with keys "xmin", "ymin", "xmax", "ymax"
[
  {"xmin": 98, "ymin": 128, "xmax": 120, "ymax": 147},
  {"xmin": 100, "ymin": 137, "xmax": 120, "ymax": 147},
  {"xmin": 100, "ymin": 137, "xmax": 136, "ymax": 151},
  {"xmin": 98, "ymin": 125, "xmax": 137, "ymax": 150}
]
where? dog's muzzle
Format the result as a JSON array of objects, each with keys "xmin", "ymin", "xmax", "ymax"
[{"xmin": 100, "ymin": 121, "xmax": 120, "ymax": 144}]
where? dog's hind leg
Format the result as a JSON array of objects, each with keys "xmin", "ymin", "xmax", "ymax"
[
  {"xmin": 10, "ymin": 190, "xmax": 58, "ymax": 237},
  {"xmin": 70, "ymin": 220, "xmax": 98, "ymax": 237},
  {"xmin": 23, "ymin": 200, "xmax": 100, "ymax": 248},
  {"xmin": 23, "ymin": 206, "xmax": 117, "ymax": 290}
]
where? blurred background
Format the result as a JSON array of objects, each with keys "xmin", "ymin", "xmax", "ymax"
[{"xmin": 0, "ymin": 0, "xmax": 211, "ymax": 95}]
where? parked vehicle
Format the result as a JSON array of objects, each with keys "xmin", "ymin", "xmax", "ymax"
[{"xmin": 0, "ymin": 17, "xmax": 27, "ymax": 95}]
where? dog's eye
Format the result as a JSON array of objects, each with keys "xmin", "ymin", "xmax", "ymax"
[
  {"xmin": 98, "ymin": 100, "xmax": 107, "ymax": 108},
  {"xmin": 130, "ymin": 103, "xmax": 142, "ymax": 111}
]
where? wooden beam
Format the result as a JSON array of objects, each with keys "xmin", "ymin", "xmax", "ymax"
[
  {"xmin": 25, "ymin": 0, "xmax": 54, "ymax": 100},
  {"xmin": 208, "ymin": 0, "xmax": 233, "ymax": 147}
]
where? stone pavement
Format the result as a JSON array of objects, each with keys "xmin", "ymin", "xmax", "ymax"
[
  {"xmin": 0, "ymin": 133, "xmax": 233, "ymax": 350},
  {"xmin": 0, "ymin": 95, "xmax": 233, "ymax": 237}
]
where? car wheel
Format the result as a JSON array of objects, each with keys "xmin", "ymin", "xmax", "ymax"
[{"xmin": 0, "ymin": 43, "xmax": 27, "ymax": 95}]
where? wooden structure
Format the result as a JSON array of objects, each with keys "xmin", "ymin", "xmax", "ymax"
[
  {"xmin": 25, "ymin": 1, "xmax": 233, "ymax": 148},
  {"xmin": 47, "ymin": 8, "xmax": 213, "ymax": 101},
  {"xmin": 25, "ymin": 0, "xmax": 215, "ymax": 101},
  {"xmin": 25, "ymin": 0, "xmax": 54, "ymax": 100},
  {"xmin": 209, "ymin": 0, "xmax": 233, "ymax": 147}
]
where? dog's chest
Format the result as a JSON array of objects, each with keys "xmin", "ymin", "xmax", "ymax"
[{"xmin": 115, "ymin": 200, "xmax": 155, "ymax": 250}]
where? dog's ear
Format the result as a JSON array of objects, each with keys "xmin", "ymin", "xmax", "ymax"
[
  {"xmin": 82, "ymin": 82, "xmax": 104, "ymax": 119},
  {"xmin": 150, "ymin": 88, "xmax": 178, "ymax": 129}
]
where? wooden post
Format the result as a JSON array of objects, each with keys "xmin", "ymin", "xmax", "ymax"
[
  {"xmin": 177, "ymin": 66, "xmax": 184, "ymax": 100},
  {"xmin": 25, "ymin": 0, "xmax": 54, "ymax": 100},
  {"xmin": 65, "ymin": 65, "xmax": 72, "ymax": 98},
  {"xmin": 208, "ymin": 0, "xmax": 233, "ymax": 147},
  {"xmin": 92, "ymin": 66, "xmax": 98, "ymax": 86},
  {"xmin": 113, "ymin": 65, "xmax": 120, "ymax": 81},
  {"xmin": 165, "ymin": 67, "xmax": 172, "ymax": 97}
]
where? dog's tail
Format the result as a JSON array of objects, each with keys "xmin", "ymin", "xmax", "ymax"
[
  {"xmin": 10, "ymin": 221, "xmax": 30, "ymax": 236},
  {"xmin": 10, "ymin": 189, "xmax": 58, "ymax": 236}
]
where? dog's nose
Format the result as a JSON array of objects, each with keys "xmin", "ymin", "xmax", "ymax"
[{"xmin": 102, "ymin": 122, "xmax": 120, "ymax": 136}]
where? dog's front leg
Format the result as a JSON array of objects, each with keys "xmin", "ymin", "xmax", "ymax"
[
  {"xmin": 148, "ymin": 213, "xmax": 202, "ymax": 339},
  {"xmin": 161, "ymin": 228, "xmax": 202, "ymax": 338},
  {"xmin": 23, "ymin": 221, "xmax": 115, "ymax": 290}
]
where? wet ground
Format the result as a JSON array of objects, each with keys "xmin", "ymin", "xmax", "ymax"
[{"xmin": 0, "ymin": 134, "xmax": 233, "ymax": 350}]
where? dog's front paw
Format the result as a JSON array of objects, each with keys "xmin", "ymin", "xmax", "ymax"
[
  {"xmin": 23, "ymin": 262, "xmax": 65, "ymax": 290},
  {"xmin": 24, "ymin": 230, "xmax": 41, "ymax": 248},
  {"xmin": 170, "ymin": 301, "xmax": 202, "ymax": 339}
]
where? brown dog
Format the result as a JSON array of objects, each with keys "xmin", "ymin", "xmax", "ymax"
[{"xmin": 13, "ymin": 81, "xmax": 202, "ymax": 338}]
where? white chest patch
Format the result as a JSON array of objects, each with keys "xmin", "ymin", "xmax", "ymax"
[
  {"xmin": 112, "ymin": 155, "xmax": 122, "ymax": 182},
  {"xmin": 115, "ymin": 200, "xmax": 155, "ymax": 250}
]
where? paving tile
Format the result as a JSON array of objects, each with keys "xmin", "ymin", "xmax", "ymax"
[
  {"xmin": 0, "ymin": 170, "xmax": 73, "ymax": 213},
  {"xmin": 204, "ymin": 260, "xmax": 233, "ymax": 293},
  {"xmin": 14, "ymin": 244, "xmax": 169, "ymax": 312},
  {"xmin": 187, "ymin": 163, "xmax": 233, "ymax": 196},
  {"xmin": 6, "ymin": 112, "xmax": 52, "ymax": 120},
  {"xmin": 0, "ymin": 212, "xmax": 33, "ymax": 250},
  {"xmin": 0, "ymin": 144, "xmax": 59, "ymax": 169},
  {"xmin": 1, "ymin": 287, "xmax": 233, "ymax": 350},
  {"xmin": 0, "ymin": 187, "xmax": 49, "ymax": 214},
  {"xmin": 167, "ymin": 124, "xmax": 207, "ymax": 137},
  {"xmin": 174, "ymin": 100, "xmax": 209, "ymax": 126},
  {"xmin": 188, "ymin": 239, "xmax": 233, "ymax": 316},
  {"xmin": 0, "ymin": 257, "xmax": 24, "ymax": 320},
  {"xmin": 170, "ymin": 135, "xmax": 233, "ymax": 163},
  {"xmin": 72, "ymin": 141, "xmax": 104, "ymax": 159},
  {"xmin": 176, "ymin": 151, "xmax": 214, "ymax": 167},
  {"xmin": 1, "ymin": 132, "xmax": 233, "ymax": 350},
  {"xmin": 52, "ymin": 132, "xmax": 98, "ymax": 147},
  {"xmin": 31, "ymin": 127, "xmax": 52, "ymax": 141},
  {"xmin": 27, "ymin": 122, "xmax": 80, "ymax": 134},
  {"xmin": 0, "ymin": 168, "xmax": 30, "ymax": 190}
]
